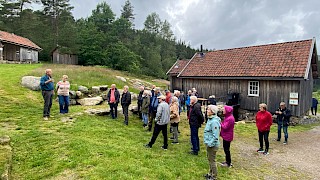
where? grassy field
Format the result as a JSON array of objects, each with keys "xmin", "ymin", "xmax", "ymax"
[{"xmin": 0, "ymin": 64, "xmax": 319, "ymax": 179}]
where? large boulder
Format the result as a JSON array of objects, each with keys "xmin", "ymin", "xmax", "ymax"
[
  {"xmin": 21, "ymin": 76, "xmax": 41, "ymax": 91},
  {"xmin": 69, "ymin": 90, "xmax": 76, "ymax": 99},
  {"xmin": 78, "ymin": 86, "xmax": 89, "ymax": 94},
  {"xmin": 116, "ymin": 76, "xmax": 126, "ymax": 82},
  {"xmin": 76, "ymin": 96, "xmax": 103, "ymax": 106},
  {"xmin": 85, "ymin": 108, "xmax": 110, "ymax": 116},
  {"xmin": 131, "ymin": 93, "xmax": 138, "ymax": 101},
  {"xmin": 99, "ymin": 85, "xmax": 108, "ymax": 91},
  {"xmin": 91, "ymin": 86, "xmax": 100, "ymax": 94}
]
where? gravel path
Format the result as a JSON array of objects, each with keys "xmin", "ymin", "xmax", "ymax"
[{"xmin": 233, "ymin": 125, "xmax": 320, "ymax": 179}]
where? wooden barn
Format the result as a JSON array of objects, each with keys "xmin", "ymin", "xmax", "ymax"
[
  {"xmin": 168, "ymin": 38, "xmax": 318, "ymax": 116},
  {"xmin": 166, "ymin": 59, "xmax": 190, "ymax": 91},
  {"xmin": 51, "ymin": 46, "xmax": 78, "ymax": 65},
  {"xmin": 0, "ymin": 30, "xmax": 41, "ymax": 63}
]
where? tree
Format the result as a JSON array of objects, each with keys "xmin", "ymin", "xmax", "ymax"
[
  {"xmin": 89, "ymin": 2, "xmax": 115, "ymax": 33},
  {"xmin": 160, "ymin": 20, "xmax": 174, "ymax": 41},
  {"xmin": 120, "ymin": 0, "xmax": 134, "ymax": 26},
  {"xmin": 144, "ymin": 12, "xmax": 162, "ymax": 35}
]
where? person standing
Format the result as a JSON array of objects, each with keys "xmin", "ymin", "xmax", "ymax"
[
  {"xmin": 220, "ymin": 106, "xmax": 235, "ymax": 168},
  {"xmin": 40, "ymin": 69, "xmax": 54, "ymax": 120},
  {"xmin": 121, "ymin": 85, "xmax": 131, "ymax": 125},
  {"xmin": 148, "ymin": 87, "xmax": 162, "ymax": 131},
  {"xmin": 180, "ymin": 91, "xmax": 186, "ymax": 112},
  {"xmin": 256, "ymin": 103, "xmax": 273, "ymax": 155},
  {"xmin": 203, "ymin": 105, "xmax": 221, "ymax": 180},
  {"xmin": 170, "ymin": 96, "xmax": 180, "ymax": 144},
  {"xmin": 107, "ymin": 84, "xmax": 120, "ymax": 119},
  {"xmin": 275, "ymin": 102, "xmax": 291, "ymax": 144},
  {"xmin": 137, "ymin": 86, "xmax": 144, "ymax": 119},
  {"xmin": 56, "ymin": 75, "xmax": 70, "ymax": 114},
  {"xmin": 141, "ymin": 90, "xmax": 150, "ymax": 128},
  {"xmin": 165, "ymin": 90, "xmax": 172, "ymax": 104},
  {"xmin": 311, "ymin": 97, "xmax": 318, "ymax": 115},
  {"xmin": 186, "ymin": 90, "xmax": 192, "ymax": 116},
  {"xmin": 145, "ymin": 95, "xmax": 170, "ymax": 150},
  {"xmin": 188, "ymin": 96, "xmax": 204, "ymax": 155}
]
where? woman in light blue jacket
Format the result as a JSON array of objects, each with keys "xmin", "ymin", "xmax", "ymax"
[{"xmin": 203, "ymin": 105, "xmax": 221, "ymax": 180}]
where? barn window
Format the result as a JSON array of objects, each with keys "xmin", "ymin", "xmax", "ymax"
[{"xmin": 248, "ymin": 81, "xmax": 259, "ymax": 96}]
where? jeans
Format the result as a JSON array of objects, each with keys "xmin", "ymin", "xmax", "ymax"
[
  {"xmin": 142, "ymin": 113, "xmax": 148, "ymax": 125},
  {"xmin": 42, "ymin": 90, "xmax": 53, "ymax": 117},
  {"xmin": 122, "ymin": 105, "xmax": 129, "ymax": 125},
  {"xmin": 207, "ymin": 146, "xmax": 218, "ymax": 178},
  {"xmin": 58, "ymin": 95, "xmax": 69, "ymax": 114},
  {"xmin": 223, "ymin": 140, "xmax": 231, "ymax": 165},
  {"xmin": 148, "ymin": 124, "xmax": 168, "ymax": 148},
  {"xmin": 109, "ymin": 103, "xmax": 118, "ymax": 119},
  {"xmin": 190, "ymin": 125, "xmax": 200, "ymax": 152},
  {"xmin": 278, "ymin": 124, "xmax": 288, "ymax": 141},
  {"xmin": 258, "ymin": 130, "xmax": 270, "ymax": 152}
]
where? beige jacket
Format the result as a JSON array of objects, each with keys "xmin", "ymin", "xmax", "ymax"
[{"xmin": 170, "ymin": 102, "xmax": 180, "ymax": 123}]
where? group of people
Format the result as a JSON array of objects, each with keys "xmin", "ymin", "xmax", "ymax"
[{"xmin": 40, "ymin": 69, "xmax": 301, "ymax": 180}]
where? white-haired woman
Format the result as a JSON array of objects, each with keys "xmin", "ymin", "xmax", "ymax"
[
  {"xmin": 56, "ymin": 75, "xmax": 70, "ymax": 114},
  {"xmin": 170, "ymin": 96, "xmax": 180, "ymax": 144},
  {"xmin": 203, "ymin": 105, "xmax": 221, "ymax": 180}
]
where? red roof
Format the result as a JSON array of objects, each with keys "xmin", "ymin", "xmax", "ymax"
[
  {"xmin": 167, "ymin": 59, "xmax": 190, "ymax": 75},
  {"xmin": 178, "ymin": 39, "xmax": 314, "ymax": 78},
  {"xmin": 0, "ymin": 30, "xmax": 41, "ymax": 50}
]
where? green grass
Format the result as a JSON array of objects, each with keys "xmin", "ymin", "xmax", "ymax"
[{"xmin": 0, "ymin": 64, "xmax": 317, "ymax": 179}]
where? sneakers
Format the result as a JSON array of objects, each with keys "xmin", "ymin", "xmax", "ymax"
[
  {"xmin": 283, "ymin": 141, "xmax": 287, "ymax": 145},
  {"xmin": 257, "ymin": 148, "xmax": 264, "ymax": 153},
  {"xmin": 161, "ymin": 146, "xmax": 168, "ymax": 150},
  {"xmin": 144, "ymin": 144, "xmax": 152, "ymax": 148},
  {"xmin": 220, "ymin": 162, "xmax": 233, "ymax": 167},
  {"xmin": 263, "ymin": 151, "xmax": 269, "ymax": 155},
  {"xmin": 43, "ymin": 117, "xmax": 48, "ymax": 121},
  {"xmin": 171, "ymin": 142, "xmax": 179, "ymax": 144},
  {"xmin": 204, "ymin": 174, "xmax": 216, "ymax": 180}
]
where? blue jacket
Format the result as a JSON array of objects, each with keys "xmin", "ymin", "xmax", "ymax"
[
  {"xmin": 185, "ymin": 95, "xmax": 191, "ymax": 106},
  {"xmin": 40, "ymin": 75, "xmax": 54, "ymax": 91},
  {"xmin": 149, "ymin": 92, "xmax": 162, "ymax": 112},
  {"xmin": 312, "ymin": 98, "xmax": 318, "ymax": 108},
  {"xmin": 204, "ymin": 115, "xmax": 221, "ymax": 147}
]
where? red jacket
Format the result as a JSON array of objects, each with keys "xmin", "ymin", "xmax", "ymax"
[{"xmin": 256, "ymin": 110, "xmax": 273, "ymax": 132}]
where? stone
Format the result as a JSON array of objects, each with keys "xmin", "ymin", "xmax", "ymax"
[
  {"xmin": 129, "ymin": 105, "xmax": 138, "ymax": 112},
  {"xmin": 76, "ymin": 91, "xmax": 82, "ymax": 98},
  {"xmin": 69, "ymin": 90, "xmax": 76, "ymax": 99},
  {"xmin": 116, "ymin": 76, "xmax": 126, "ymax": 82},
  {"xmin": 131, "ymin": 93, "xmax": 138, "ymax": 101},
  {"xmin": 76, "ymin": 96, "xmax": 103, "ymax": 106},
  {"xmin": 0, "ymin": 135, "xmax": 10, "ymax": 145},
  {"xmin": 101, "ymin": 92, "xmax": 108, "ymax": 100},
  {"xmin": 21, "ymin": 76, "xmax": 41, "ymax": 91},
  {"xmin": 61, "ymin": 117, "xmax": 75, "ymax": 123},
  {"xmin": 78, "ymin": 86, "xmax": 89, "ymax": 94},
  {"xmin": 69, "ymin": 99, "xmax": 77, "ymax": 105},
  {"xmin": 99, "ymin": 85, "xmax": 108, "ymax": 91},
  {"xmin": 92, "ymin": 86, "xmax": 100, "ymax": 94},
  {"xmin": 85, "ymin": 108, "xmax": 110, "ymax": 116}
]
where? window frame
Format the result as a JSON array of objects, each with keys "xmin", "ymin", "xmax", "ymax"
[{"xmin": 248, "ymin": 81, "xmax": 259, "ymax": 97}]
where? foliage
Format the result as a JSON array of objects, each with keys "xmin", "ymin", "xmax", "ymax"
[{"xmin": 0, "ymin": 1, "xmax": 196, "ymax": 78}]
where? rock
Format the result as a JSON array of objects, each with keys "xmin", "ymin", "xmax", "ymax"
[
  {"xmin": 0, "ymin": 135, "xmax": 10, "ymax": 145},
  {"xmin": 235, "ymin": 120, "xmax": 246, "ymax": 124},
  {"xmin": 129, "ymin": 105, "xmax": 138, "ymax": 112},
  {"xmin": 92, "ymin": 86, "xmax": 100, "ymax": 94},
  {"xmin": 61, "ymin": 117, "xmax": 75, "ymax": 123},
  {"xmin": 99, "ymin": 85, "xmax": 108, "ymax": 91},
  {"xmin": 21, "ymin": 76, "xmax": 41, "ymax": 91},
  {"xmin": 78, "ymin": 86, "xmax": 89, "ymax": 94},
  {"xmin": 76, "ymin": 91, "xmax": 82, "ymax": 98},
  {"xmin": 101, "ymin": 92, "xmax": 108, "ymax": 100},
  {"xmin": 69, "ymin": 90, "xmax": 76, "ymax": 99},
  {"xmin": 85, "ymin": 108, "xmax": 110, "ymax": 116},
  {"xmin": 116, "ymin": 76, "xmax": 126, "ymax": 82},
  {"xmin": 69, "ymin": 99, "xmax": 77, "ymax": 105},
  {"xmin": 76, "ymin": 96, "xmax": 103, "ymax": 106},
  {"xmin": 131, "ymin": 93, "xmax": 138, "ymax": 101}
]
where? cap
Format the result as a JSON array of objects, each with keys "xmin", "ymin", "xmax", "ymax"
[{"xmin": 157, "ymin": 95, "xmax": 166, "ymax": 99}]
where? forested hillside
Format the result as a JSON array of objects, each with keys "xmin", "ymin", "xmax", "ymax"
[{"xmin": 0, "ymin": 0, "xmax": 196, "ymax": 78}]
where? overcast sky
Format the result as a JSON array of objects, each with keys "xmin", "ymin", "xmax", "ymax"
[{"xmin": 69, "ymin": 0, "xmax": 320, "ymax": 50}]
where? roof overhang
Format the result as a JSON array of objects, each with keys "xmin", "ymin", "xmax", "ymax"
[
  {"xmin": 176, "ymin": 76, "xmax": 305, "ymax": 81},
  {"xmin": 0, "ymin": 39, "xmax": 42, "ymax": 51},
  {"xmin": 304, "ymin": 37, "xmax": 316, "ymax": 80}
]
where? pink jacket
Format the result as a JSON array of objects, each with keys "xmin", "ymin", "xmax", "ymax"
[{"xmin": 220, "ymin": 106, "xmax": 235, "ymax": 142}]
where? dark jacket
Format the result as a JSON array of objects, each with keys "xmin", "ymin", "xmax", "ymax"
[
  {"xmin": 40, "ymin": 75, "xmax": 54, "ymax": 91},
  {"xmin": 188, "ymin": 103, "xmax": 204, "ymax": 127},
  {"xmin": 141, "ymin": 96, "xmax": 150, "ymax": 114},
  {"xmin": 107, "ymin": 88, "xmax": 120, "ymax": 104},
  {"xmin": 312, "ymin": 98, "xmax": 318, "ymax": 108},
  {"xmin": 121, "ymin": 91, "xmax": 131, "ymax": 106},
  {"xmin": 275, "ymin": 107, "xmax": 291, "ymax": 126},
  {"xmin": 137, "ymin": 90, "xmax": 144, "ymax": 105}
]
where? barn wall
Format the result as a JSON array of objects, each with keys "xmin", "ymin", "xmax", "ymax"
[
  {"xmin": 3, "ymin": 43, "xmax": 19, "ymax": 61},
  {"xmin": 52, "ymin": 49, "xmax": 78, "ymax": 65},
  {"xmin": 20, "ymin": 47, "xmax": 38, "ymax": 62},
  {"xmin": 179, "ymin": 78, "xmax": 306, "ymax": 116}
]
